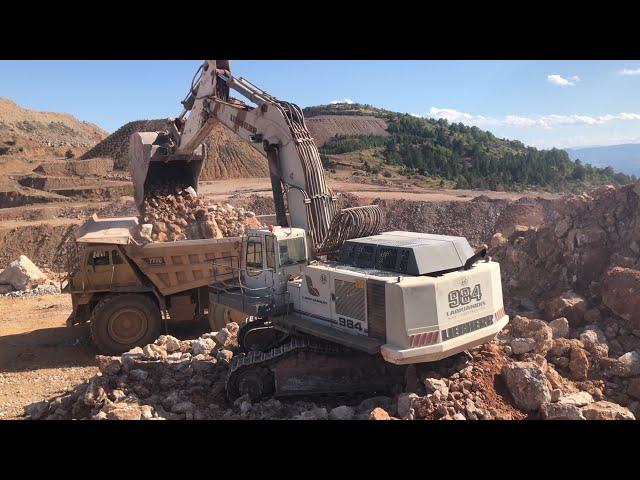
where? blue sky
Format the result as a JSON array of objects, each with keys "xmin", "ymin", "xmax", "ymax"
[{"xmin": 1, "ymin": 60, "xmax": 639, "ymax": 149}]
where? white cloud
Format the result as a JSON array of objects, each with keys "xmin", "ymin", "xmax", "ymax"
[
  {"xmin": 329, "ymin": 98, "xmax": 354, "ymax": 105},
  {"xmin": 426, "ymin": 107, "xmax": 474, "ymax": 123},
  {"xmin": 424, "ymin": 107, "xmax": 640, "ymax": 130},
  {"xmin": 547, "ymin": 74, "xmax": 580, "ymax": 86},
  {"xmin": 503, "ymin": 115, "xmax": 539, "ymax": 128},
  {"xmin": 618, "ymin": 67, "xmax": 640, "ymax": 76}
]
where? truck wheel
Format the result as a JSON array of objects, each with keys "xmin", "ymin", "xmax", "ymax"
[
  {"xmin": 208, "ymin": 304, "xmax": 249, "ymax": 332},
  {"xmin": 90, "ymin": 294, "xmax": 161, "ymax": 355}
]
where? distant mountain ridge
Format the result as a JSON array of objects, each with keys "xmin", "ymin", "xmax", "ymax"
[{"xmin": 566, "ymin": 143, "xmax": 640, "ymax": 177}]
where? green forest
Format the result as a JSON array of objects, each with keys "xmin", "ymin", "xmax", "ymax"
[{"xmin": 309, "ymin": 104, "xmax": 636, "ymax": 191}]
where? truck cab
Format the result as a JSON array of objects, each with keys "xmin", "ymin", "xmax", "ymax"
[
  {"xmin": 208, "ymin": 226, "xmax": 308, "ymax": 322},
  {"xmin": 66, "ymin": 245, "xmax": 142, "ymax": 295},
  {"xmin": 241, "ymin": 226, "xmax": 308, "ymax": 295}
]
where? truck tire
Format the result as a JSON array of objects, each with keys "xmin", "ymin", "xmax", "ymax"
[
  {"xmin": 90, "ymin": 294, "xmax": 162, "ymax": 355},
  {"xmin": 208, "ymin": 303, "xmax": 249, "ymax": 332}
]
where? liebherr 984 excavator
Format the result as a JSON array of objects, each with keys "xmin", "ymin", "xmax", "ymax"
[{"xmin": 130, "ymin": 60, "xmax": 509, "ymax": 400}]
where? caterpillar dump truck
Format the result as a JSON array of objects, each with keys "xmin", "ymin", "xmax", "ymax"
[
  {"xmin": 127, "ymin": 60, "xmax": 509, "ymax": 400},
  {"xmin": 63, "ymin": 214, "xmax": 249, "ymax": 354}
]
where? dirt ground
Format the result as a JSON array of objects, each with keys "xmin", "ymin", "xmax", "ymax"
[
  {"xmin": 0, "ymin": 293, "xmax": 212, "ymax": 419},
  {"xmin": 0, "ymin": 294, "xmax": 97, "ymax": 419}
]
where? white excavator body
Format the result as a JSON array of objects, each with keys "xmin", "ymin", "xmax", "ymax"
[{"xmin": 291, "ymin": 258, "xmax": 507, "ymax": 365}]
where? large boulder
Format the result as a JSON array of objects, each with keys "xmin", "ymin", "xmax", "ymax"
[
  {"xmin": 501, "ymin": 361, "xmax": 551, "ymax": 411},
  {"xmin": 328, "ymin": 405, "xmax": 355, "ymax": 421},
  {"xmin": 541, "ymin": 403, "xmax": 585, "ymax": 420},
  {"xmin": 0, "ymin": 255, "xmax": 48, "ymax": 291},
  {"xmin": 580, "ymin": 401, "xmax": 635, "ymax": 420},
  {"xmin": 568, "ymin": 346, "xmax": 589, "ymax": 380},
  {"xmin": 24, "ymin": 401, "xmax": 50, "ymax": 420},
  {"xmin": 369, "ymin": 407, "xmax": 392, "ymax": 420},
  {"xmin": 543, "ymin": 291, "xmax": 588, "ymax": 326},
  {"xmin": 509, "ymin": 316, "xmax": 553, "ymax": 355},
  {"xmin": 102, "ymin": 402, "xmax": 143, "ymax": 420},
  {"xmin": 601, "ymin": 267, "xmax": 640, "ymax": 330},
  {"xmin": 549, "ymin": 318, "xmax": 569, "ymax": 339},
  {"xmin": 615, "ymin": 350, "xmax": 640, "ymax": 377},
  {"xmin": 557, "ymin": 391, "xmax": 594, "ymax": 407},
  {"xmin": 295, "ymin": 407, "xmax": 328, "ymax": 420},
  {"xmin": 397, "ymin": 393, "xmax": 419, "ymax": 420},
  {"xmin": 579, "ymin": 328, "xmax": 609, "ymax": 359},
  {"xmin": 627, "ymin": 378, "xmax": 640, "ymax": 400}
]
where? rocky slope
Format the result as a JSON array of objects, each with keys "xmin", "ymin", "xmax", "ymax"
[
  {"xmin": 82, "ymin": 120, "xmax": 269, "ymax": 180},
  {"xmin": 492, "ymin": 182, "xmax": 640, "ymax": 304},
  {"xmin": 304, "ymin": 115, "xmax": 389, "ymax": 147},
  {"xmin": 0, "ymin": 98, "xmax": 106, "ymax": 152}
]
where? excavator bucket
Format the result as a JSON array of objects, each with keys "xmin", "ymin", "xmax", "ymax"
[{"xmin": 129, "ymin": 131, "xmax": 206, "ymax": 209}]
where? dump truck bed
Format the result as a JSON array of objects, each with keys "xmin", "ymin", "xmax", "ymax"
[
  {"xmin": 75, "ymin": 214, "xmax": 241, "ymax": 296},
  {"xmin": 124, "ymin": 238, "xmax": 240, "ymax": 295}
]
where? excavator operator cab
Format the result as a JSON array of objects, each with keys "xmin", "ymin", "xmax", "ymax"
[{"xmin": 241, "ymin": 226, "xmax": 308, "ymax": 298}]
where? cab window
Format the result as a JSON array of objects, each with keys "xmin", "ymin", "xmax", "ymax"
[
  {"xmin": 246, "ymin": 236, "xmax": 263, "ymax": 273},
  {"xmin": 112, "ymin": 250, "xmax": 124, "ymax": 265},
  {"xmin": 279, "ymin": 237, "xmax": 306, "ymax": 266},
  {"xmin": 265, "ymin": 237, "xmax": 276, "ymax": 270},
  {"xmin": 89, "ymin": 250, "xmax": 110, "ymax": 266}
]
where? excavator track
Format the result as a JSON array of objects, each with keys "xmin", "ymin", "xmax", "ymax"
[
  {"xmin": 237, "ymin": 318, "xmax": 289, "ymax": 353},
  {"xmin": 226, "ymin": 336, "xmax": 405, "ymax": 401}
]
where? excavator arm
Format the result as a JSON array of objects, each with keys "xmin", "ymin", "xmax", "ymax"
[{"xmin": 130, "ymin": 60, "xmax": 383, "ymax": 255}]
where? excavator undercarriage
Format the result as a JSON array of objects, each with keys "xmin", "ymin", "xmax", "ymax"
[{"xmin": 227, "ymin": 333, "xmax": 406, "ymax": 401}]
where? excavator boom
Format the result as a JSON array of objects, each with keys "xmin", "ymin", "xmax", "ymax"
[{"xmin": 129, "ymin": 60, "xmax": 383, "ymax": 255}]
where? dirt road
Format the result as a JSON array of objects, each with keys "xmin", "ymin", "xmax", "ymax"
[
  {"xmin": 0, "ymin": 293, "xmax": 213, "ymax": 419},
  {"xmin": 0, "ymin": 294, "xmax": 97, "ymax": 419},
  {"xmin": 199, "ymin": 178, "xmax": 562, "ymax": 203}
]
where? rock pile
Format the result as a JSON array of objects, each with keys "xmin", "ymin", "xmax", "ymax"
[
  {"xmin": 82, "ymin": 119, "xmax": 269, "ymax": 178},
  {"xmin": 26, "ymin": 313, "xmax": 637, "ymax": 420},
  {"xmin": 483, "ymin": 181, "xmax": 640, "ymax": 419},
  {"xmin": 372, "ymin": 195, "xmax": 555, "ymax": 248},
  {"xmin": 141, "ymin": 187, "xmax": 263, "ymax": 242},
  {"xmin": 25, "ymin": 324, "xmax": 241, "ymax": 420},
  {"xmin": 24, "ymin": 324, "xmax": 408, "ymax": 421},
  {"xmin": 81, "ymin": 120, "xmax": 170, "ymax": 170},
  {"xmin": 495, "ymin": 314, "xmax": 637, "ymax": 419},
  {"xmin": 493, "ymin": 182, "xmax": 640, "ymax": 301},
  {"xmin": 0, "ymin": 255, "xmax": 59, "ymax": 296}
]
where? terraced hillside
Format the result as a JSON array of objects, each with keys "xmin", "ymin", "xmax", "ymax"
[
  {"xmin": 0, "ymin": 98, "xmax": 107, "ymax": 169},
  {"xmin": 82, "ymin": 120, "xmax": 269, "ymax": 180}
]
